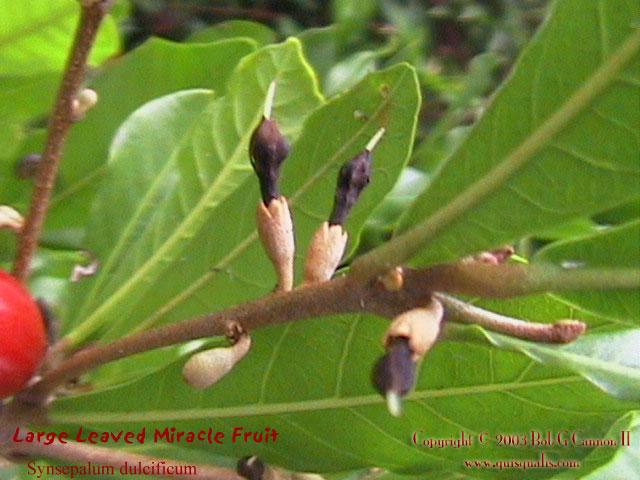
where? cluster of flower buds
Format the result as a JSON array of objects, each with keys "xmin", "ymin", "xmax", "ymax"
[
  {"xmin": 303, "ymin": 128, "xmax": 385, "ymax": 284},
  {"xmin": 373, "ymin": 298, "xmax": 444, "ymax": 417},
  {"xmin": 251, "ymin": 82, "xmax": 295, "ymax": 292},
  {"xmin": 182, "ymin": 327, "xmax": 251, "ymax": 390}
]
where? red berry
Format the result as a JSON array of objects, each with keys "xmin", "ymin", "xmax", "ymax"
[{"xmin": 0, "ymin": 269, "xmax": 47, "ymax": 399}]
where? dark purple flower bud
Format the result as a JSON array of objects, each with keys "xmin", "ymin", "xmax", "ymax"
[
  {"xmin": 15, "ymin": 153, "xmax": 42, "ymax": 179},
  {"xmin": 250, "ymin": 117, "xmax": 290, "ymax": 205},
  {"xmin": 329, "ymin": 150, "xmax": 372, "ymax": 226},
  {"xmin": 237, "ymin": 455, "xmax": 265, "ymax": 480},
  {"xmin": 372, "ymin": 336, "xmax": 416, "ymax": 416}
]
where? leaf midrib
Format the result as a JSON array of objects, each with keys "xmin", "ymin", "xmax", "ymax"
[
  {"xmin": 350, "ymin": 28, "xmax": 640, "ymax": 280},
  {"xmin": 53, "ymin": 375, "xmax": 584, "ymax": 424}
]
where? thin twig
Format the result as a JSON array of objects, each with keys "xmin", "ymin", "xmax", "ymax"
[
  {"xmin": 18, "ymin": 261, "xmax": 638, "ymax": 405},
  {"xmin": 12, "ymin": 0, "xmax": 114, "ymax": 282},
  {"xmin": 436, "ymin": 293, "xmax": 586, "ymax": 343},
  {"xmin": 3, "ymin": 430, "xmax": 242, "ymax": 480}
]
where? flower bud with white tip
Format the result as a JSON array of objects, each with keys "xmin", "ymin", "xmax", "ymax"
[
  {"xmin": 373, "ymin": 299, "xmax": 444, "ymax": 417},
  {"xmin": 182, "ymin": 334, "xmax": 251, "ymax": 390},
  {"xmin": 250, "ymin": 82, "xmax": 290, "ymax": 205},
  {"xmin": 303, "ymin": 128, "xmax": 385, "ymax": 284},
  {"xmin": 373, "ymin": 337, "xmax": 415, "ymax": 418},
  {"xmin": 238, "ymin": 455, "xmax": 265, "ymax": 480}
]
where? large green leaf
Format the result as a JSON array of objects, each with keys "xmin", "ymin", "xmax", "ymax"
[
  {"xmin": 551, "ymin": 411, "xmax": 640, "ymax": 479},
  {"xmin": 352, "ymin": 0, "xmax": 640, "ymax": 277},
  {"xmin": 0, "ymin": 0, "xmax": 120, "ymax": 75},
  {"xmin": 52, "ymin": 307, "xmax": 636, "ymax": 476},
  {"xmin": 64, "ymin": 38, "xmax": 324, "ymax": 343},
  {"xmin": 447, "ymin": 324, "xmax": 640, "ymax": 401},
  {"xmin": 533, "ymin": 220, "xmax": 640, "ymax": 322},
  {"xmin": 41, "ymin": 37, "xmax": 257, "ymax": 247}
]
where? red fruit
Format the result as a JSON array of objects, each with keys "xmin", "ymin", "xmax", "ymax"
[{"xmin": 0, "ymin": 270, "xmax": 47, "ymax": 399}]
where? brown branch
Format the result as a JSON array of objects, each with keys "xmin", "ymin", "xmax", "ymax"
[
  {"xmin": 2, "ymin": 429, "xmax": 242, "ymax": 480},
  {"xmin": 18, "ymin": 261, "xmax": 638, "ymax": 404},
  {"xmin": 18, "ymin": 273, "xmax": 422, "ymax": 404},
  {"xmin": 13, "ymin": 0, "xmax": 114, "ymax": 282},
  {"xmin": 18, "ymin": 262, "xmax": 638, "ymax": 404}
]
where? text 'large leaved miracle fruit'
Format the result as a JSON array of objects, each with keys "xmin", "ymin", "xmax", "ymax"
[{"xmin": 0, "ymin": 269, "xmax": 47, "ymax": 399}]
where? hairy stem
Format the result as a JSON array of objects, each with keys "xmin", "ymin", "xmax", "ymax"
[
  {"xmin": 12, "ymin": 0, "xmax": 113, "ymax": 282},
  {"xmin": 2, "ymin": 429, "xmax": 242, "ymax": 480}
]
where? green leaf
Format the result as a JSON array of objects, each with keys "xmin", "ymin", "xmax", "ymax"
[
  {"xmin": 448, "ymin": 324, "xmax": 640, "ymax": 401},
  {"xmin": 187, "ymin": 20, "xmax": 277, "ymax": 46},
  {"xmin": 352, "ymin": 0, "xmax": 640, "ymax": 278},
  {"xmin": 594, "ymin": 198, "xmax": 640, "ymax": 226},
  {"xmin": 68, "ymin": 61, "xmax": 419, "ymax": 355},
  {"xmin": 52, "ymin": 310, "xmax": 637, "ymax": 474},
  {"xmin": 325, "ymin": 50, "xmax": 380, "ymax": 98},
  {"xmin": 44, "ymin": 37, "xmax": 256, "ymax": 247},
  {"xmin": 534, "ymin": 220, "xmax": 640, "ymax": 321},
  {"xmin": 0, "ymin": 0, "xmax": 120, "ymax": 75},
  {"xmin": 551, "ymin": 411, "xmax": 640, "ymax": 479},
  {"xmin": 64, "ymin": 38, "xmax": 324, "ymax": 343}
]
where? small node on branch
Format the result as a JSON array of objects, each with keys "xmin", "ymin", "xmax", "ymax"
[
  {"xmin": 373, "ymin": 299, "xmax": 443, "ymax": 417},
  {"xmin": 377, "ymin": 266, "xmax": 404, "ymax": 291}
]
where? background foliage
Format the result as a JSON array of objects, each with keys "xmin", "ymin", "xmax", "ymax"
[{"xmin": 1, "ymin": 0, "xmax": 638, "ymax": 478}]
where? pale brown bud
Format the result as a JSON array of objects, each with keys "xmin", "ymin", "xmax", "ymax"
[
  {"xmin": 303, "ymin": 222, "xmax": 348, "ymax": 284},
  {"xmin": 0, "ymin": 206, "xmax": 24, "ymax": 232},
  {"xmin": 384, "ymin": 299, "xmax": 444, "ymax": 362},
  {"xmin": 257, "ymin": 196, "xmax": 295, "ymax": 291},
  {"xmin": 71, "ymin": 88, "xmax": 98, "ymax": 121},
  {"xmin": 183, "ymin": 335, "xmax": 251, "ymax": 389}
]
